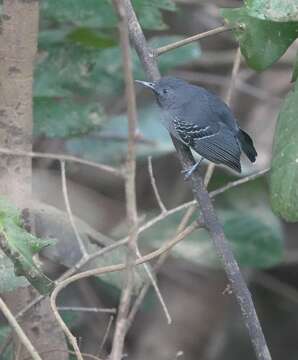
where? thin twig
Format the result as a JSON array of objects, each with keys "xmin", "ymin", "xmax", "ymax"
[
  {"xmin": 135, "ymin": 245, "xmax": 172, "ymax": 324},
  {"xmin": 225, "ymin": 47, "xmax": 242, "ymax": 105},
  {"xmin": 148, "ymin": 156, "xmax": 167, "ymax": 213},
  {"xmin": 0, "ymin": 147, "xmax": 122, "ymax": 177},
  {"xmin": 58, "ymin": 306, "xmax": 116, "ymax": 314},
  {"xmin": 122, "ymin": 2, "xmax": 272, "ymax": 360},
  {"xmin": 204, "ymin": 47, "xmax": 242, "ymax": 186},
  {"xmin": 210, "ymin": 168, "xmax": 270, "ymax": 197},
  {"xmin": 176, "ymin": 205, "xmax": 197, "ymax": 234},
  {"xmin": 110, "ymin": 2, "xmax": 139, "ymax": 360},
  {"xmin": 0, "ymin": 297, "xmax": 42, "ymax": 360},
  {"xmin": 156, "ymin": 25, "xmax": 232, "ymax": 56},
  {"xmin": 98, "ymin": 315, "xmax": 114, "ymax": 354},
  {"xmin": 61, "ymin": 160, "xmax": 88, "ymax": 258},
  {"xmin": 13, "ymin": 167, "xmax": 268, "ymax": 343},
  {"xmin": 50, "ymin": 222, "xmax": 198, "ymax": 355}
]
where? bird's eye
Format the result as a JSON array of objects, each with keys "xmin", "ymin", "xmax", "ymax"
[{"xmin": 163, "ymin": 88, "xmax": 169, "ymax": 94}]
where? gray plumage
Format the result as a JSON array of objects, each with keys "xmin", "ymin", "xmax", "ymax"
[{"xmin": 136, "ymin": 76, "xmax": 257, "ymax": 173}]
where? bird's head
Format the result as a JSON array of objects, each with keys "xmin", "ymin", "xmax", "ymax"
[{"xmin": 135, "ymin": 76, "xmax": 190, "ymax": 109}]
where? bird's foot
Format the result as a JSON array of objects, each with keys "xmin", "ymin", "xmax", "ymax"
[{"xmin": 181, "ymin": 162, "xmax": 201, "ymax": 181}]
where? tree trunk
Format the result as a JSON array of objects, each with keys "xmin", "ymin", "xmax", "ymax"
[{"xmin": 0, "ymin": 1, "xmax": 68, "ymax": 359}]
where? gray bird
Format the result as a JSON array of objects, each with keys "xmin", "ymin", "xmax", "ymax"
[{"xmin": 136, "ymin": 76, "xmax": 257, "ymax": 178}]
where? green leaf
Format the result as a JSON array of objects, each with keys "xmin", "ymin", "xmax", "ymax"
[
  {"xmin": 0, "ymin": 198, "xmax": 55, "ymax": 294},
  {"xmin": 34, "ymin": 97, "xmax": 104, "ymax": 138},
  {"xmin": 221, "ymin": 7, "xmax": 298, "ymax": 70},
  {"xmin": 67, "ymin": 28, "xmax": 116, "ymax": 49},
  {"xmin": 245, "ymin": 0, "xmax": 298, "ymax": 22},
  {"xmin": 270, "ymin": 82, "xmax": 298, "ymax": 221}
]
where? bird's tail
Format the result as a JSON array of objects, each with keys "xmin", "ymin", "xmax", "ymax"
[{"xmin": 237, "ymin": 129, "xmax": 257, "ymax": 163}]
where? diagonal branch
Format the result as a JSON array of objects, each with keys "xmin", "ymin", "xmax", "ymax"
[
  {"xmin": 148, "ymin": 156, "xmax": 167, "ymax": 213},
  {"xmin": 60, "ymin": 160, "xmax": 88, "ymax": 258},
  {"xmin": 0, "ymin": 297, "xmax": 42, "ymax": 360},
  {"xmin": 156, "ymin": 25, "xmax": 232, "ymax": 56},
  {"xmin": 123, "ymin": 1, "xmax": 271, "ymax": 360}
]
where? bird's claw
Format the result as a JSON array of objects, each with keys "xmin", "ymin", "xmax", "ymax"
[
  {"xmin": 181, "ymin": 162, "xmax": 201, "ymax": 181},
  {"xmin": 181, "ymin": 168, "xmax": 193, "ymax": 181}
]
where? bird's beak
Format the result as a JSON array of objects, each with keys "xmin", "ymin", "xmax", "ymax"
[{"xmin": 135, "ymin": 80, "xmax": 156, "ymax": 92}]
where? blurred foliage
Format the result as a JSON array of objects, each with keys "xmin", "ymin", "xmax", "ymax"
[
  {"xmin": 66, "ymin": 105, "xmax": 173, "ymax": 164},
  {"xmin": 141, "ymin": 176, "xmax": 283, "ymax": 268},
  {"xmin": 34, "ymin": 0, "xmax": 192, "ymax": 140},
  {"xmin": 270, "ymin": 81, "xmax": 298, "ymax": 221},
  {"xmin": 41, "ymin": 0, "xmax": 176, "ymax": 30},
  {"xmin": 0, "ymin": 325, "xmax": 12, "ymax": 360},
  {"xmin": 222, "ymin": 1, "xmax": 298, "ymax": 222},
  {"xmin": 0, "ymin": 198, "xmax": 55, "ymax": 294}
]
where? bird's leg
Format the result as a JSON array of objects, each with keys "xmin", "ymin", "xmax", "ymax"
[{"xmin": 181, "ymin": 157, "xmax": 204, "ymax": 180}]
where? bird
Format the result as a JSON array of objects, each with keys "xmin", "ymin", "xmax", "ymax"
[{"xmin": 135, "ymin": 76, "xmax": 257, "ymax": 179}]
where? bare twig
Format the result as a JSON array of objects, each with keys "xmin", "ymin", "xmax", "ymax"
[
  {"xmin": 156, "ymin": 25, "xmax": 232, "ymax": 55},
  {"xmin": 0, "ymin": 297, "xmax": 42, "ymax": 360},
  {"xmin": 57, "ymin": 306, "xmax": 116, "ymax": 314},
  {"xmin": 204, "ymin": 47, "xmax": 242, "ymax": 186},
  {"xmin": 61, "ymin": 160, "xmax": 88, "ymax": 258},
  {"xmin": 148, "ymin": 156, "xmax": 167, "ymax": 213},
  {"xmin": 13, "ymin": 164, "xmax": 268, "ymax": 355},
  {"xmin": 122, "ymin": 2, "xmax": 272, "ymax": 360},
  {"xmin": 110, "ymin": 2, "xmax": 139, "ymax": 360},
  {"xmin": 210, "ymin": 168, "xmax": 270, "ymax": 197},
  {"xmin": 135, "ymin": 245, "xmax": 172, "ymax": 324},
  {"xmin": 50, "ymin": 223, "xmax": 197, "ymax": 357},
  {"xmin": 0, "ymin": 147, "xmax": 122, "ymax": 177},
  {"xmin": 225, "ymin": 47, "xmax": 242, "ymax": 105},
  {"xmin": 98, "ymin": 315, "xmax": 114, "ymax": 354}
]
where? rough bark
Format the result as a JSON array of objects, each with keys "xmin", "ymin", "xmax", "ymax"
[{"xmin": 0, "ymin": 1, "xmax": 68, "ymax": 359}]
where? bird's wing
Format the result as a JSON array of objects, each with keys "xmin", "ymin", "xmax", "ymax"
[
  {"xmin": 192, "ymin": 123, "xmax": 241, "ymax": 172},
  {"xmin": 171, "ymin": 111, "xmax": 241, "ymax": 172},
  {"xmin": 172, "ymin": 115, "xmax": 218, "ymax": 147}
]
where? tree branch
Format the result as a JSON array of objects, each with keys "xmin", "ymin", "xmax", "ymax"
[
  {"xmin": 0, "ymin": 297, "xmax": 42, "ymax": 360},
  {"xmin": 122, "ymin": 1, "xmax": 271, "ymax": 359},
  {"xmin": 60, "ymin": 160, "xmax": 88, "ymax": 258},
  {"xmin": 110, "ymin": 2, "xmax": 139, "ymax": 360},
  {"xmin": 156, "ymin": 25, "xmax": 232, "ymax": 56},
  {"xmin": 0, "ymin": 147, "xmax": 123, "ymax": 178}
]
